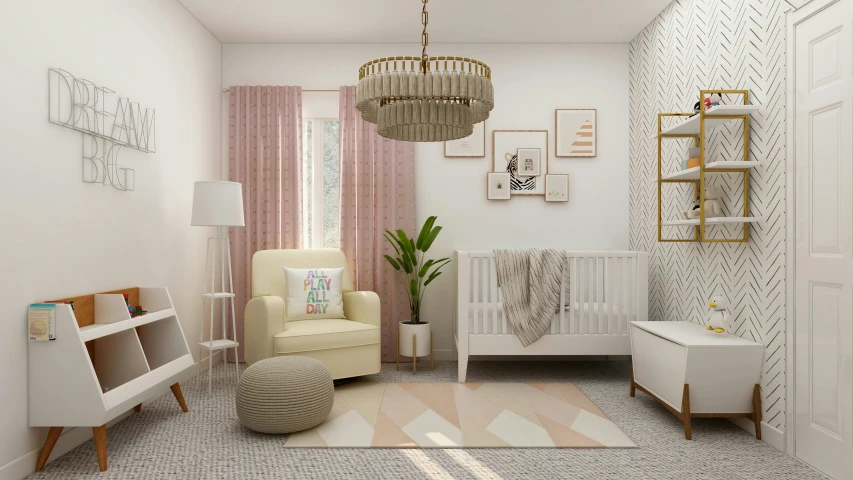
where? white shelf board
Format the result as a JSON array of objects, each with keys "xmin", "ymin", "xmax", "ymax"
[
  {"xmin": 652, "ymin": 105, "xmax": 761, "ymax": 138},
  {"xmin": 661, "ymin": 216, "xmax": 762, "ymax": 226},
  {"xmin": 202, "ymin": 292, "xmax": 235, "ymax": 299},
  {"xmin": 199, "ymin": 339, "xmax": 239, "ymax": 351},
  {"xmin": 79, "ymin": 308, "xmax": 177, "ymax": 342},
  {"xmin": 103, "ymin": 354, "xmax": 193, "ymax": 414},
  {"xmin": 658, "ymin": 161, "xmax": 761, "ymax": 182}
]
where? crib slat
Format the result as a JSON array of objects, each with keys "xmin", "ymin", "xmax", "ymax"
[
  {"xmin": 490, "ymin": 259, "xmax": 496, "ymax": 334},
  {"xmin": 471, "ymin": 257, "xmax": 480, "ymax": 334},
  {"xmin": 500, "ymin": 278, "xmax": 508, "ymax": 334},
  {"xmin": 559, "ymin": 254, "xmax": 567, "ymax": 334},
  {"xmin": 570, "ymin": 256, "xmax": 577, "ymax": 334},
  {"xmin": 624, "ymin": 257, "xmax": 632, "ymax": 333},
  {"xmin": 607, "ymin": 257, "xmax": 614, "ymax": 334},
  {"xmin": 576, "ymin": 257, "xmax": 583, "ymax": 334},
  {"xmin": 613, "ymin": 257, "xmax": 625, "ymax": 333},
  {"xmin": 597, "ymin": 257, "xmax": 604, "ymax": 334},
  {"xmin": 587, "ymin": 257, "xmax": 593, "ymax": 335}
]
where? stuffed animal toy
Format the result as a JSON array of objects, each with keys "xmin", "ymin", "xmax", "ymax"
[
  {"xmin": 683, "ymin": 184, "xmax": 724, "ymax": 219},
  {"xmin": 703, "ymin": 183, "xmax": 723, "ymax": 217},
  {"xmin": 706, "ymin": 296, "xmax": 732, "ymax": 333},
  {"xmin": 709, "ymin": 92, "xmax": 723, "ymax": 106}
]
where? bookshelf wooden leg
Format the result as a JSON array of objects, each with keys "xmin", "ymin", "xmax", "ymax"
[
  {"xmin": 170, "ymin": 383, "xmax": 188, "ymax": 412},
  {"xmin": 752, "ymin": 384, "xmax": 762, "ymax": 440},
  {"xmin": 35, "ymin": 426, "xmax": 63, "ymax": 472},
  {"xmin": 92, "ymin": 424, "xmax": 107, "ymax": 472},
  {"xmin": 134, "ymin": 404, "xmax": 142, "ymax": 413},
  {"xmin": 682, "ymin": 384, "xmax": 692, "ymax": 440}
]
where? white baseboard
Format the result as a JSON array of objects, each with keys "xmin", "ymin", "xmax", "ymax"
[
  {"xmin": 0, "ymin": 352, "xmax": 222, "ymax": 480},
  {"xmin": 729, "ymin": 417, "xmax": 786, "ymax": 452}
]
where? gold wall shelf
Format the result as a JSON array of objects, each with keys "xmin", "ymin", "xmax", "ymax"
[{"xmin": 655, "ymin": 89, "xmax": 761, "ymax": 243}]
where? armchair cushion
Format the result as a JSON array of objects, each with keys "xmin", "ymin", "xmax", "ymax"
[
  {"xmin": 252, "ymin": 249, "xmax": 353, "ymax": 301},
  {"xmin": 283, "ymin": 267, "xmax": 345, "ymax": 320},
  {"xmin": 273, "ymin": 319, "xmax": 379, "ymax": 355}
]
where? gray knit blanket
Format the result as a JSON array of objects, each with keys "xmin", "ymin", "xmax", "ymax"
[{"xmin": 494, "ymin": 249, "xmax": 565, "ymax": 347}]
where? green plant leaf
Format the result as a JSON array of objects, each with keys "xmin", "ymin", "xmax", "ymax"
[
  {"xmin": 399, "ymin": 256, "xmax": 413, "ymax": 274},
  {"xmin": 420, "ymin": 225, "xmax": 442, "ymax": 252},
  {"xmin": 427, "ymin": 259, "xmax": 451, "ymax": 275},
  {"xmin": 384, "ymin": 232, "xmax": 401, "ymax": 255},
  {"xmin": 416, "ymin": 216, "xmax": 437, "ymax": 250},
  {"xmin": 410, "ymin": 278, "xmax": 419, "ymax": 297},
  {"xmin": 383, "ymin": 255, "xmax": 401, "ymax": 271},
  {"xmin": 418, "ymin": 259, "xmax": 435, "ymax": 277},
  {"xmin": 424, "ymin": 271, "xmax": 443, "ymax": 286},
  {"xmin": 396, "ymin": 230, "xmax": 412, "ymax": 250}
]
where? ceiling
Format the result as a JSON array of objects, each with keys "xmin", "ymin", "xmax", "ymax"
[{"xmin": 177, "ymin": 0, "xmax": 672, "ymax": 43}]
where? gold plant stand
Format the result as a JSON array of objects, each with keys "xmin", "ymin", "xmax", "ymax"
[{"xmin": 396, "ymin": 329, "xmax": 434, "ymax": 375}]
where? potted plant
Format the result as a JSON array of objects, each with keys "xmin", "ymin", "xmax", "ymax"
[{"xmin": 384, "ymin": 216, "xmax": 450, "ymax": 363}]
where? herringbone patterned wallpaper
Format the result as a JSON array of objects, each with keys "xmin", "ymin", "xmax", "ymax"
[{"xmin": 629, "ymin": 0, "xmax": 787, "ymax": 429}]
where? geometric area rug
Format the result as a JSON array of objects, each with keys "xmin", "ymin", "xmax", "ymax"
[{"xmin": 283, "ymin": 382, "xmax": 636, "ymax": 448}]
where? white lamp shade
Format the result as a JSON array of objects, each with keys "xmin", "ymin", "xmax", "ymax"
[{"xmin": 191, "ymin": 181, "xmax": 245, "ymax": 227}]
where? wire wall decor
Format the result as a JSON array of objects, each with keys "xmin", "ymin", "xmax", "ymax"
[{"xmin": 49, "ymin": 68, "xmax": 156, "ymax": 191}]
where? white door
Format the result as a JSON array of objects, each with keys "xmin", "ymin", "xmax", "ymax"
[{"xmin": 794, "ymin": 1, "xmax": 853, "ymax": 478}]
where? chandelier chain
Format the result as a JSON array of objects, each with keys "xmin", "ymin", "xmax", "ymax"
[{"xmin": 421, "ymin": 0, "xmax": 429, "ymax": 71}]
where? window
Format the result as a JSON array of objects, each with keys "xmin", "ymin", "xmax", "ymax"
[{"xmin": 302, "ymin": 119, "xmax": 340, "ymax": 248}]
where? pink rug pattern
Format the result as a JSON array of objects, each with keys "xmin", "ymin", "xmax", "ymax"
[{"xmin": 284, "ymin": 382, "xmax": 635, "ymax": 448}]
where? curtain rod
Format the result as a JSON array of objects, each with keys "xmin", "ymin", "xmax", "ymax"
[{"xmin": 221, "ymin": 88, "xmax": 339, "ymax": 93}]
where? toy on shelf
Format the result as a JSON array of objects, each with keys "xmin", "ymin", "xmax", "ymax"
[
  {"xmin": 706, "ymin": 296, "xmax": 732, "ymax": 333},
  {"xmin": 683, "ymin": 184, "xmax": 723, "ymax": 219},
  {"xmin": 709, "ymin": 92, "xmax": 723, "ymax": 107},
  {"xmin": 686, "ymin": 147, "xmax": 701, "ymax": 170},
  {"xmin": 122, "ymin": 294, "xmax": 147, "ymax": 318}
]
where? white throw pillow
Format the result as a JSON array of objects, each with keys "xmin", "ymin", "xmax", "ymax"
[{"xmin": 282, "ymin": 267, "xmax": 345, "ymax": 320}]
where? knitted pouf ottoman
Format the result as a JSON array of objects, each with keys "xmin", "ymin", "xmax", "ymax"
[{"xmin": 236, "ymin": 356, "xmax": 334, "ymax": 434}]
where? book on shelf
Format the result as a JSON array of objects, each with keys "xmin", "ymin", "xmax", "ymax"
[{"xmin": 28, "ymin": 304, "xmax": 56, "ymax": 341}]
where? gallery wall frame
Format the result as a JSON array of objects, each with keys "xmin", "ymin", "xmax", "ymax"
[
  {"xmin": 556, "ymin": 108, "xmax": 596, "ymax": 157},
  {"xmin": 493, "ymin": 130, "xmax": 549, "ymax": 196},
  {"xmin": 445, "ymin": 121, "xmax": 486, "ymax": 157},
  {"xmin": 486, "ymin": 172, "xmax": 511, "ymax": 200}
]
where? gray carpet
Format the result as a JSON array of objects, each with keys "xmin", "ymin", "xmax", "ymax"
[{"xmin": 30, "ymin": 361, "xmax": 826, "ymax": 479}]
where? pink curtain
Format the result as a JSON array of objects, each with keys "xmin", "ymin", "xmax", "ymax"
[
  {"xmin": 228, "ymin": 86, "xmax": 303, "ymax": 362},
  {"xmin": 339, "ymin": 86, "xmax": 416, "ymax": 362}
]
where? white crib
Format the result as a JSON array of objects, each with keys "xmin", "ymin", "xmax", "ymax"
[{"xmin": 454, "ymin": 250, "xmax": 648, "ymax": 382}]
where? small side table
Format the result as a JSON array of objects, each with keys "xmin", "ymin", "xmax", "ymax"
[{"xmin": 629, "ymin": 321, "xmax": 764, "ymax": 440}]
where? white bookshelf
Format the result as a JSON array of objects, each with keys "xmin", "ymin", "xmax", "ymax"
[{"xmin": 29, "ymin": 287, "xmax": 192, "ymax": 472}]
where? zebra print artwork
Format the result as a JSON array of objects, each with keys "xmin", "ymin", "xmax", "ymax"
[
  {"xmin": 505, "ymin": 152, "xmax": 536, "ymax": 191},
  {"xmin": 492, "ymin": 130, "xmax": 548, "ymax": 196}
]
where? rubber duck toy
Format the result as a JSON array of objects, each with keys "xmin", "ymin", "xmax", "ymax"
[{"xmin": 706, "ymin": 296, "xmax": 731, "ymax": 334}]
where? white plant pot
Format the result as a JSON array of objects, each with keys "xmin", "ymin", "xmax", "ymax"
[{"xmin": 398, "ymin": 321, "xmax": 431, "ymax": 358}]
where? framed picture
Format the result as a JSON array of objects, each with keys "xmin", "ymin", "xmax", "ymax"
[
  {"xmin": 487, "ymin": 172, "xmax": 511, "ymax": 200},
  {"xmin": 493, "ymin": 130, "xmax": 548, "ymax": 196},
  {"xmin": 556, "ymin": 109, "xmax": 596, "ymax": 157},
  {"xmin": 545, "ymin": 174, "xmax": 569, "ymax": 202},
  {"xmin": 516, "ymin": 148, "xmax": 541, "ymax": 177},
  {"xmin": 445, "ymin": 121, "xmax": 486, "ymax": 157}
]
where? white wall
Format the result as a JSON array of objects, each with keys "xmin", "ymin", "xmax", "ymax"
[
  {"xmin": 223, "ymin": 43, "xmax": 630, "ymax": 359},
  {"xmin": 0, "ymin": 0, "xmax": 221, "ymax": 475}
]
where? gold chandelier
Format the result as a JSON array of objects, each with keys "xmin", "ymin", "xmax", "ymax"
[{"xmin": 356, "ymin": 0, "xmax": 494, "ymax": 142}]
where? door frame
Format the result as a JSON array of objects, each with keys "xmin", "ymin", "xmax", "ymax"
[{"xmin": 785, "ymin": 0, "xmax": 844, "ymax": 457}]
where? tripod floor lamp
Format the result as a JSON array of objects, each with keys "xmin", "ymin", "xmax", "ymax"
[{"xmin": 191, "ymin": 181, "xmax": 244, "ymax": 393}]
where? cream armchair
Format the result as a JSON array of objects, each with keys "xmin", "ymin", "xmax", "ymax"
[{"xmin": 244, "ymin": 249, "xmax": 381, "ymax": 379}]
